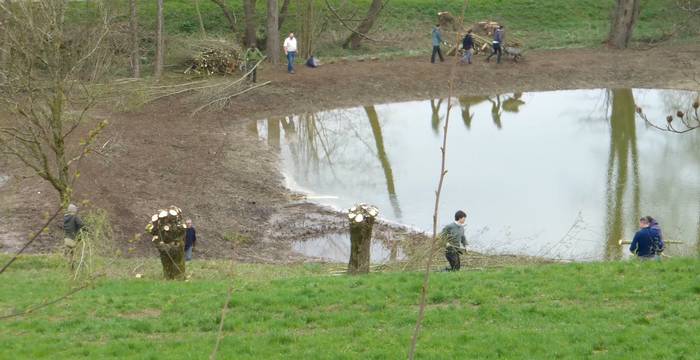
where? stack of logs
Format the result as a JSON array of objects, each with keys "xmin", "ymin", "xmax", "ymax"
[
  {"xmin": 347, "ymin": 204, "xmax": 379, "ymax": 275},
  {"xmin": 145, "ymin": 206, "xmax": 187, "ymax": 280}
]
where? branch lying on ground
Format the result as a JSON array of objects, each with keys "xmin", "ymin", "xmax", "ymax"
[{"xmin": 191, "ymin": 81, "xmax": 271, "ymax": 116}]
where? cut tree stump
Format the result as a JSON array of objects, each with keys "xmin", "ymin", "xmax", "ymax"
[
  {"xmin": 347, "ymin": 204, "xmax": 379, "ymax": 275},
  {"xmin": 145, "ymin": 206, "xmax": 186, "ymax": 280}
]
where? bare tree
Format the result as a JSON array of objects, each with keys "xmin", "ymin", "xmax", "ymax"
[
  {"xmin": 210, "ymin": 0, "xmax": 237, "ymax": 34},
  {"xmin": 0, "ymin": 0, "xmax": 9, "ymax": 69},
  {"xmin": 129, "ymin": 0, "xmax": 140, "ymax": 77},
  {"xmin": 607, "ymin": 0, "xmax": 641, "ymax": 48},
  {"xmin": 278, "ymin": 0, "xmax": 291, "ymax": 30},
  {"xmin": 154, "ymin": 0, "xmax": 164, "ymax": 79},
  {"xmin": 243, "ymin": 0, "xmax": 257, "ymax": 47},
  {"xmin": 299, "ymin": 0, "xmax": 316, "ymax": 59},
  {"xmin": 343, "ymin": 0, "xmax": 384, "ymax": 49},
  {"xmin": 0, "ymin": 0, "xmax": 109, "ymax": 206},
  {"xmin": 266, "ymin": 0, "xmax": 280, "ymax": 64},
  {"xmin": 194, "ymin": 0, "xmax": 207, "ymax": 37}
]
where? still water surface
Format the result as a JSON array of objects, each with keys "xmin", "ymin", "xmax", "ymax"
[{"xmin": 257, "ymin": 89, "xmax": 700, "ymax": 261}]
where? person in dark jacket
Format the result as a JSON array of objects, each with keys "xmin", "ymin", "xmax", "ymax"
[
  {"xmin": 63, "ymin": 203, "xmax": 84, "ymax": 265},
  {"xmin": 431, "ymin": 24, "xmax": 445, "ymax": 63},
  {"xmin": 185, "ymin": 219, "xmax": 197, "ymax": 261},
  {"xmin": 486, "ymin": 25, "xmax": 504, "ymax": 64},
  {"xmin": 460, "ymin": 30, "xmax": 474, "ymax": 64},
  {"xmin": 630, "ymin": 216, "xmax": 660, "ymax": 260},
  {"xmin": 441, "ymin": 210, "xmax": 468, "ymax": 271}
]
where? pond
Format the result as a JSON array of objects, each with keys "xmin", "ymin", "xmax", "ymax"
[{"xmin": 255, "ymin": 89, "xmax": 700, "ymax": 261}]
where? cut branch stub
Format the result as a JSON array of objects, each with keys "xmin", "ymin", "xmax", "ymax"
[
  {"xmin": 146, "ymin": 205, "xmax": 186, "ymax": 280},
  {"xmin": 347, "ymin": 203, "xmax": 379, "ymax": 275}
]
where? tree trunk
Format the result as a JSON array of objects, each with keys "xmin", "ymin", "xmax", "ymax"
[
  {"xmin": 299, "ymin": 0, "xmax": 315, "ymax": 59},
  {"xmin": 278, "ymin": 0, "xmax": 291, "ymax": 30},
  {"xmin": 347, "ymin": 204, "xmax": 379, "ymax": 274},
  {"xmin": 243, "ymin": 0, "xmax": 257, "ymax": 47},
  {"xmin": 343, "ymin": 0, "xmax": 384, "ymax": 49},
  {"xmin": 147, "ymin": 206, "xmax": 187, "ymax": 280},
  {"xmin": 210, "ymin": 0, "xmax": 237, "ymax": 34},
  {"xmin": 154, "ymin": 0, "xmax": 164, "ymax": 79},
  {"xmin": 607, "ymin": 0, "xmax": 641, "ymax": 49},
  {"xmin": 1, "ymin": 0, "xmax": 9, "ymax": 68},
  {"xmin": 128, "ymin": 0, "xmax": 140, "ymax": 78},
  {"xmin": 266, "ymin": 0, "xmax": 280, "ymax": 64},
  {"xmin": 194, "ymin": 0, "xmax": 207, "ymax": 37}
]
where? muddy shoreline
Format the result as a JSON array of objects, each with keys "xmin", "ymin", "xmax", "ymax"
[{"xmin": 1, "ymin": 44, "xmax": 698, "ymax": 264}]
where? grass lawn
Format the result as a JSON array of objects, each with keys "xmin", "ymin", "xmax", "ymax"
[
  {"xmin": 72, "ymin": 0, "xmax": 698, "ymax": 60},
  {"xmin": 1, "ymin": 255, "xmax": 698, "ymax": 359}
]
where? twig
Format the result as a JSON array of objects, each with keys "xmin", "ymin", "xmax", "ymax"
[
  {"xmin": 408, "ymin": 1, "xmax": 469, "ymax": 359},
  {"xmin": 209, "ymin": 285, "xmax": 234, "ymax": 360},
  {"xmin": 0, "ymin": 207, "xmax": 63, "ymax": 275}
]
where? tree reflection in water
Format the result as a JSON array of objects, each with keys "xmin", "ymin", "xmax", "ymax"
[
  {"xmin": 365, "ymin": 106, "xmax": 402, "ymax": 219},
  {"xmin": 604, "ymin": 89, "xmax": 640, "ymax": 260}
]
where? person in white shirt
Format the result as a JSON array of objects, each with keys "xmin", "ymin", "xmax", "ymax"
[{"xmin": 283, "ymin": 32, "xmax": 298, "ymax": 74}]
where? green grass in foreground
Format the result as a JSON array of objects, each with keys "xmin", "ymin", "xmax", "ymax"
[{"xmin": 1, "ymin": 256, "xmax": 698, "ymax": 359}]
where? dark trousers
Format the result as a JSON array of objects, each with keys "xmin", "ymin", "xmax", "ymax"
[
  {"xmin": 245, "ymin": 62, "xmax": 257, "ymax": 83},
  {"xmin": 445, "ymin": 249, "xmax": 461, "ymax": 271},
  {"xmin": 431, "ymin": 45, "xmax": 444, "ymax": 63},
  {"xmin": 247, "ymin": 68, "xmax": 257, "ymax": 83},
  {"xmin": 487, "ymin": 42, "xmax": 502, "ymax": 63}
]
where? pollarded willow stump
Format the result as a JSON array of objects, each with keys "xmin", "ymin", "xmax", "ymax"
[
  {"xmin": 347, "ymin": 204, "xmax": 379, "ymax": 275},
  {"xmin": 145, "ymin": 206, "xmax": 187, "ymax": 280}
]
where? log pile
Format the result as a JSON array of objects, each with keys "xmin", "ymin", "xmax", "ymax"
[
  {"xmin": 437, "ymin": 12, "xmax": 525, "ymax": 59},
  {"xmin": 145, "ymin": 206, "xmax": 187, "ymax": 280},
  {"xmin": 347, "ymin": 204, "xmax": 379, "ymax": 275}
]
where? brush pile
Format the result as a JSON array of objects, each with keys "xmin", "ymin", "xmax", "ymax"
[{"xmin": 184, "ymin": 40, "xmax": 242, "ymax": 75}]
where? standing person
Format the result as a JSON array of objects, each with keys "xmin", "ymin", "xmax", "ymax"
[
  {"xmin": 63, "ymin": 204, "xmax": 84, "ymax": 265},
  {"xmin": 431, "ymin": 24, "xmax": 445, "ymax": 63},
  {"xmin": 486, "ymin": 25, "xmax": 504, "ymax": 64},
  {"xmin": 185, "ymin": 219, "xmax": 197, "ymax": 262},
  {"xmin": 243, "ymin": 46, "xmax": 265, "ymax": 83},
  {"xmin": 630, "ymin": 216, "xmax": 661, "ymax": 260},
  {"xmin": 283, "ymin": 32, "xmax": 298, "ymax": 74},
  {"xmin": 460, "ymin": 29, "xmax": 474, "ymax": 64},
  {"xmin": 441, "ymin": 210, "xmax": 468, "ymax": 271}
]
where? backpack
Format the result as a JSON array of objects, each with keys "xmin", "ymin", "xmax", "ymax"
[{"xmin": 648, "ymin": 220, "xmax": 664, "ymax": 255}]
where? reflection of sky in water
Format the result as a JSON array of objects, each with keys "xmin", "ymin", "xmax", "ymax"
[{"xmin": 258, "ymin": 89, "xmax": 700, "ymax": 261}]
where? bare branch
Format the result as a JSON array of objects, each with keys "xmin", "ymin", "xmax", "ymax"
[{"xmin": 0, "ymin": 207, "xmax": 63, "ymax": 275}]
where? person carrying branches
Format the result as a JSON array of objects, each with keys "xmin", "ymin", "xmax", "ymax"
[
  {"xmin": 63, "ymin": 204, "xmax": 85, "ymax": 267},
  {"xmin": 242, "ymin": 46, "xmax": 265, "ymax": 83}
]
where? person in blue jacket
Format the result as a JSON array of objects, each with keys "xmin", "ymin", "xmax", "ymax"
[
  {"xmin": 431, "ymin": 24, "xmax": 445, "ymax": 63},
  {"xmin": 630, "ymin": 216, "xmax": 663, "ymax": 260}
]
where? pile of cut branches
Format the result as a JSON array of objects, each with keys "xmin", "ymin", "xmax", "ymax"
[
  {"xmin": 183, "ymin": 39, "xmax": 243, "ymax": 76},
  {"xmin": 186, "ymin": 48, "xmax": 240, "ymax": 75}
]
